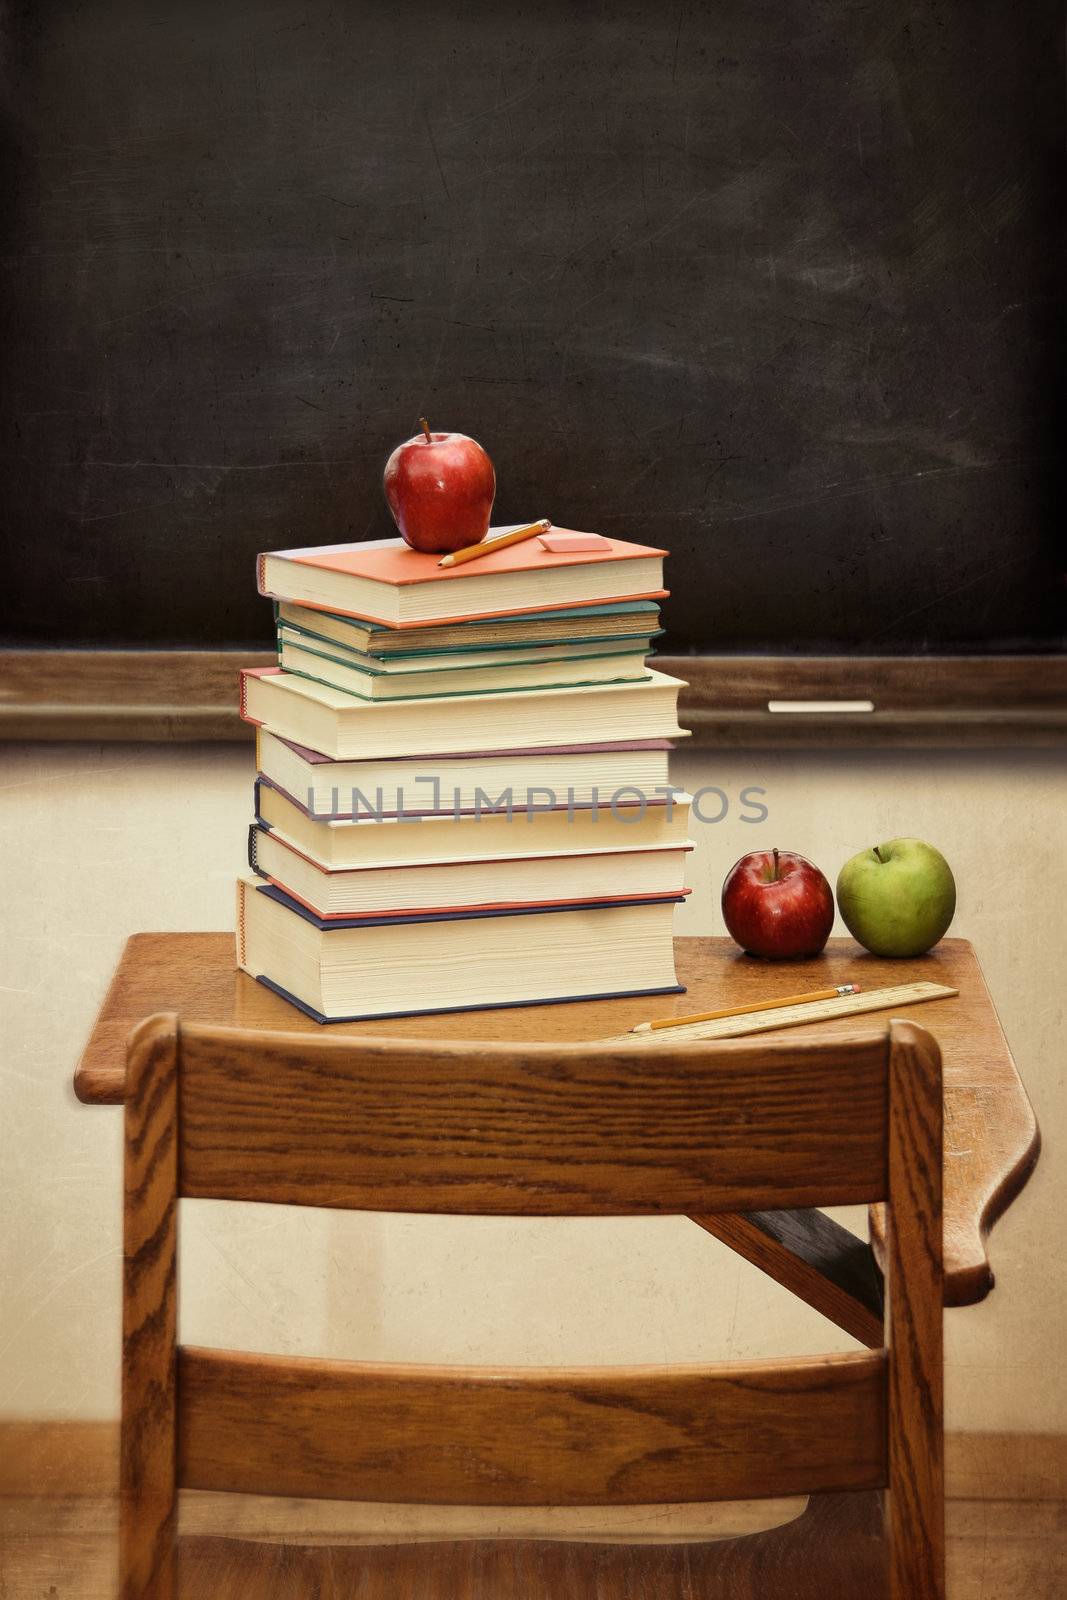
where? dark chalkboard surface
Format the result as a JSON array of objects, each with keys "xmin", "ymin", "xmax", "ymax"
[{"xmin": 1, "ymin": 0, "xmax": 1063, "ymax": 653}]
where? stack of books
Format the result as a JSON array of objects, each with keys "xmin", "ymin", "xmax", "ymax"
[{"xmin": 235, "ymin": 529, "xmax": 692, "ymax": 1022}]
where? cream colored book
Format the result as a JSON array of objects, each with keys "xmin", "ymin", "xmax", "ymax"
[
  {"xmin": 254, "ymin": 776, "xmax": 693, "ymax": 870},
  {"xmin": 255, "ymin": 728, "xmax": 677, "ymax": 820},
  {"xmin": 250, "ymin": 822, "xmax": 692, "ymax": 919},
  {"xmin": 235, "ymin": 876, "xmax": 683, "ymax": 1022},
  {"xmin": 241, "ymin": 667, "xmax": 688, "ymax": 761}
]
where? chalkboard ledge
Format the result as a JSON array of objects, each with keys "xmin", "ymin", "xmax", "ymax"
[
  {"xmin": 0, "ymin": 650, "xmax": 270, "ymax": 742},
  {"xmin": 0, "ymin": 651, "xmax": 1065, "ymax": 748}
]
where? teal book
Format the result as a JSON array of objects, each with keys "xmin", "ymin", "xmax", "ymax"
[
  {"xmin": 276, "ymin": 623, "xmax": 654, "ymax": 703},
  {"xmin": 274, "ymin": 598, "xmax": 662, "ymax": 659}
]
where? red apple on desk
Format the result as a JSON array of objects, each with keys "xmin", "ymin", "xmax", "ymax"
[
  {"xmin": 721, "ymin": 848, "xmax": 835, "ymax": 959},
  {"xmin": 383, "ymin": 419, "xmax": 496, "ymax": 553}
]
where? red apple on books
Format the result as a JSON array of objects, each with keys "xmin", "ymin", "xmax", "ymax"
[
  {"xmin": 721, "ymin": 848, "xmax": 835, "ymax": 959},
  {"xmin": 383, "ymin": 418, "xmax": 496, "ymax": 553}
]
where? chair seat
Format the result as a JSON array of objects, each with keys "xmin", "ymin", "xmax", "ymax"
[{"xmin": 178, "ymin": 1491, "xmax": 888, "ymax": 1600}]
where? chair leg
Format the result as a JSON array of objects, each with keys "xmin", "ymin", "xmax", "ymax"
[
  {"xmin": 886, "ymin": 1021, "xmax": 946, "ymax": 1600},
  {"xmin": 121, "ymin": 1016, "xmax": 180, "ymax": 1600},
  {"xmin": 886, "ymin": 1485, "xmax": 945, "ymax": 1600}
]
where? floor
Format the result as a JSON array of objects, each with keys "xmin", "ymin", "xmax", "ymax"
[{"xmin": 1, "ymin": 1496, "xmax": 1064, "ymax": 1598}]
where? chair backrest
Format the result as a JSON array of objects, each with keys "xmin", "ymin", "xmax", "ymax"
[{"xmin": 120, "ymin": 1015, "xmax": 944, "ymax": 1600}]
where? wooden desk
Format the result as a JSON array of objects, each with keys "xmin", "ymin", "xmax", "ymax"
[{"xmin": 75, "ymin": 933, "xmax": 1039, "ymax": 1343}]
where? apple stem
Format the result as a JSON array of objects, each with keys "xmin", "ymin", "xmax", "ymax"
[
  {"xmin": 771, "ymin": 846, "xmax": 780, "ymax": 881},
  {"xmin": 874, "ymin": 846, "xmax": 885, "ymax": 863},
  {"xmin": 418, "ymin": 416, "xmax": 432, "ymax": 443}
]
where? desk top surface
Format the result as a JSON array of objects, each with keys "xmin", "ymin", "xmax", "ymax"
[{"xmin": 75, "ymin": 933, "xmax": 1039, "ymax": 1308}]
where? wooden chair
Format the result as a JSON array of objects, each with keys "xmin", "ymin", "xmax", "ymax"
[{"xmin": 120, "ymin": 1014, "xmax": 944, "ymax": 1600}]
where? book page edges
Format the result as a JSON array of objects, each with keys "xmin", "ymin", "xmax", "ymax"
[{"xmin": 258, "ymin": 585, "xmax": 669, "ymax": 628}]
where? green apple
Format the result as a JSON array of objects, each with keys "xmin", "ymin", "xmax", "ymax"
[{"xmin": 836, "ymin": 838, "xmax": 956, "ymax": 957}]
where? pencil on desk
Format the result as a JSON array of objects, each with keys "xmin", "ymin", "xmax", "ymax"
[
  {"xmin": 438, "ymin": 518, "xmax": 551, "ymax": 568},
  {"xmin": 631, "ymin": 983, "xmax": 861, "ymax": 1034}
]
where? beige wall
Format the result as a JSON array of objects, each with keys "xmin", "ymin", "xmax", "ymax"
[{"xmin": 1, "ymin": 740, "xmax": 1062, "ymax": 1434}]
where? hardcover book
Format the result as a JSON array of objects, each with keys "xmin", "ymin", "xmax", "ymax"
[
  {"xmin": 255, "ymin": 776, "xmax": 692, "ymax": 866},
  {"xmin": 276, "ymin": 625, "xmax": 652, "ymax": 701},
  {"xmin": 248, "ymin": 818, "xmax": 692, "ymax": 919},
  {"xmin": 236, "ymin": 876, "xmax": 685, "ymax": 1022},
  {"xmin": 258, "ymin": 532, "xmax": 667, "ymax": 627},
  {"xmin": 240, "ymin": 666, "xmax": 687, "ymax": 761},
  {"xmin": 254, "ymin": 730, "xmax": 678, "ymax": 820},
  {"xmin": 275, "ymin": 598, "xmax": 663, "ymax": 658}
]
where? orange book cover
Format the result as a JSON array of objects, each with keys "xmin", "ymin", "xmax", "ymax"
[
  {"xmin": 283, "ymin": 531, "xmax": 664, "ymax": 585},
  {"xmin": 257, "ymin": 532, "xmax": 668, "ymax": 627}
]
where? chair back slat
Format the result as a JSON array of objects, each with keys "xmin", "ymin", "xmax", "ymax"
[
  {"xmin": 177, "ymin": 1345, "xmax": 888, "ymax": 1506},
  {"xmin": 177, "ymin": 1022, "xmax": 890, "ymax": 1213}
]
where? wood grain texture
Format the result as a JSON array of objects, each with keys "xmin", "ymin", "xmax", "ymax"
[
  {"xmin": 172, "ymin": 1492, "xmax": 889, "ymax": 1599},
  {"xmin": 176, "ymin": 1021, "xmax": 889, "ymax": 1214},
  {"xmin": 10, "ymin": 1492, "xmax": 1067, "ymax": 1600},
  {"xmin": 871, "ymin": 945, "xmax": 1042, "ymax": 1306},
  {"xmin": 692, "ymin": 1210, "xmax": 884, "ymax": 1348},
  {"xmin": 0, "ymin": 651, "xmax": 272, "ymax": 742},
  {"xmin": 76, "ymin": 934, "xmax": 1040, "ymax": 1310},
  {"xmin": 120, "ymin": 1010, "xmax": 942, "ymax": 1585},
  {"xmin": 120, "ymin": 1018, "xmax": 179, "ymax": 1600},
  {"xmin": 6, "ymin": 1422, "xmax": 1063, "ymax": 1505},
  {"xmin": 177, "ymin": 1347, "xmax": 887, "ymax": 1506},
  {"xmin": 885, "ymin": 1021, "xmax": 946, "ymax": 1599},
  {"xmin": 3, "ymin": 651, "xmax": 1065, "ymax": 745},
  {"xmin": 0, "ymin": 1480, "xmax": 807, "ymax": 1546}
]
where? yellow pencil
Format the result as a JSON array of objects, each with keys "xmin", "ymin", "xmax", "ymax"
[
  {"xmin": 438, "ymin": 518, "xmax": 552, "ymax": 569},
  {"xmin": 631, "ymin": 983, "xmax": 861, "ymax": 1034}
]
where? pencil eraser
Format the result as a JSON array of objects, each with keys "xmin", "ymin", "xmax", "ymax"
[{"xmin": 539, "ymin": 531, "xmax": 613, "ymax": 553}]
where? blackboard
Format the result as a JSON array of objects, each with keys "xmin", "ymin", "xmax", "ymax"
[{"xmin": 2, "ymin": 0, "xmax": 1064, "ymax": 654}]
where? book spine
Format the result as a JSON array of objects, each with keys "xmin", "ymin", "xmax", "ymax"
[
  {"xmin": 235, "ymin": 879, "xmax": 247, "ymax": 969},
  {"xmin": 247, "ymin": 824, "xmax": 264, "ymax": 877},
  {"xmin": 256, "ymin": 551, "xmax": 267, "ymax": 596},
  {"xmin": 237, "ymin": 670, "xmax": 265, "ymax": 728}
]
